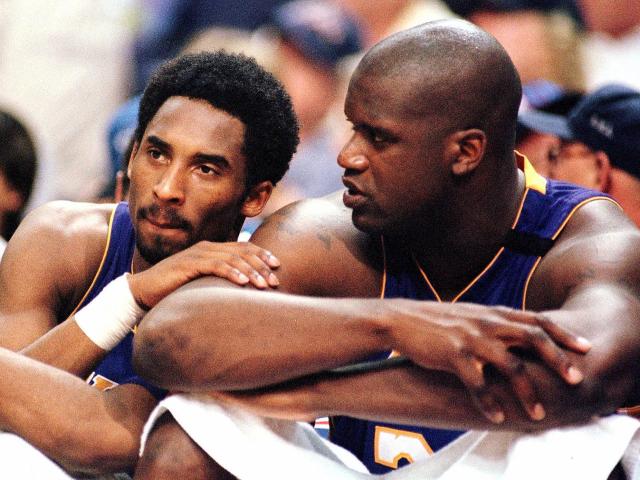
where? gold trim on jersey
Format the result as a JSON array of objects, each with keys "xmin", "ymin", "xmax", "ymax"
[
  {"xmin": 379, "ymin": 235, "xmax": 387, "ymax": 300},
  {"xmin": 412, "ymin": 158, "xmax": 531, "ymax": 304},
  {"xmin": 518, "ymin": 151, "xmax": 547, "ymax": 195},
  {"xmin": 67, "ymin": 204, "xmax": 119, "ymax": 318}
]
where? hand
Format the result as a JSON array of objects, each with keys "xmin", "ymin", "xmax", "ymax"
[
  {"xmin": 385, "ymin": 300, "xmax": 591, "ymax": 423},
  {"xmin": 128, "ymin": 241, "xmax": 280, "ymax": 308}
]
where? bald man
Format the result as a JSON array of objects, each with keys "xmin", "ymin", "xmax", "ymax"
[{"xmin": 132, "ymin": 20, "xmax": 640, "ymax": 479}]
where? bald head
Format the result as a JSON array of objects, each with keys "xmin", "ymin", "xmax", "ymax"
[{"xmin": 353, "ymin": 19, "xmax": 522, "ymax": 156}]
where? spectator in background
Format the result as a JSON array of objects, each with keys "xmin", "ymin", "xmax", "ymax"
[
  {"xmin": 0, "ymin": 111, "xmax": 37, "ymax": 257},
  {"xmin": 577, "ymin": 0, "xmax": 640, "ymax": 91},
  {"xmin": 336, "ymin": 0, "xmax": 455, "ymax": 48},
  {"xmin": 519, "ymin": 84, "xmax": 640, "ymax": 226},
  {"xmin": 245, "ymin": 0, "xmax": 364, "ymax": 229},
  {"xmin": 132, "ymin": 0, "xmax": 287, "ymax": 93},
  {"xmin": 442, "ymin": 0, "xmax": 586, "ymax": 91},
  {"xmin": 516, "ymin": 80, "xmax": 583, "ymax": 176}
]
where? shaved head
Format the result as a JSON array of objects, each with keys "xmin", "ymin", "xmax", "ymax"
[{"xmin": 353, "ymin": 19, "xmax": 522, "ymax": 157}]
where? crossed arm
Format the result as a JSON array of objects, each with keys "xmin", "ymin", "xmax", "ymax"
[{"xmin": 133, "ymin": 199, "xmax": 640, "ymax": 430}]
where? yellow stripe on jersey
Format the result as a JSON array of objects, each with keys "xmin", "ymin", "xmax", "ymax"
[
  {"xmin": 517, "ymin": 152, "xmax": 547, "ymax": 195},
  {"xmin": 67, "ymin": 204, "xmax": 118, "ymax": 318}
]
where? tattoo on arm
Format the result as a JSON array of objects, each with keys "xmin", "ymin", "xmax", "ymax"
[{"xmin": 317, "ymin": 232, "xmax": 331, "ymax": 250}]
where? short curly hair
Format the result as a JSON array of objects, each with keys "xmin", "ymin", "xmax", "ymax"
[
  {"xmin": 135, "ymin": 51, "xmax": 299, "ymax": 187},
  {"xmin": 0, "ymin": 111, "xmax": 37, "ymax": 239}
]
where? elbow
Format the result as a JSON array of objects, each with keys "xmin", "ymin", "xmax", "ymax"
[{"xmin": 132, "ymin": 308, "xmax": 181, "ymax": 389}]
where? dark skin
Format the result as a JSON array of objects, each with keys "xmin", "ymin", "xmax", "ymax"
[{"xmin": 133, "ymin": 20, "xmax": 640, "ymax": 477}]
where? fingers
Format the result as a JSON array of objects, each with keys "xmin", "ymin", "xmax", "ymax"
[
  {"xmin": 464, "ymin": 343, "xmax": 546, "ymax": 421},
  {"xmin": 455, "ymin": 353, "xmax": 505, "ymax": 424},
  {"xmin": 498, "ymin": 307, "xmax": 591, "ymax": 354},
  {"xmin": 523, "ymin": 324, "xmax": 584, "ymax": 385},
  {"xmin": 198, "ymin": 242, "xmax": 280, "ymax": 289},
  {"xmin": 534, "ymin": 313, "xmax": 591, "ymax": 354},
  {"xmin": 492, "ymin": 308, "xmax": 589, "ymax": 384}
]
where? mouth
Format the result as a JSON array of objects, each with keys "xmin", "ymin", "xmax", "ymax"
[
  {"xmin": 144, "ymin": 217, "xmax": 184, "ymax": 230},
  {"xmin": 342, "ymin": 178, "xmax": 367, "ymax": 209},
  {"xmin": 138, "ymin": 205, "xmax": 191, "ymax": 233}
]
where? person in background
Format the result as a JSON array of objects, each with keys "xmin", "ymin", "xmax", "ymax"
[
  {"xmin": 442, "ymin": 0, "xmax": 586, "ymax": 91},
  {"xmin": 518, "ymin": 83, "xmax": 640, "ymax": 227},
  {"xmin": 244, "ymin": 0, "xmax": 364, "ymax": 230},
  {"xmin": 0, "ymin": 110, "xmax": 37, "ymax": 257},
  {"xmin": 577, "ymin": 0, "xmax": 640, "ymax": 91},
  {"xmin": 516, "ymin": 80, "xmax": 583, "ymax": 176}
]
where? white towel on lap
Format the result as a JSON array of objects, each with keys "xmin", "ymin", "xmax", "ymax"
[{"xmin": 141, "ymin": 393, "xmax": 640, "ymax": 479}]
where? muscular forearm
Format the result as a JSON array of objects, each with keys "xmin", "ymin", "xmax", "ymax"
[
  {"xmin": 226, "ymin": 359, "xmax": 616, "ymax": 432},
  {"xmin": 20, "ymin": 319, "xmax": 106, "ymax": 377},
  {"xmin": 133, "ymin": 279, "xmax": 389, "ymax": 391},
  {"xmin": 134, "ymin": 277, "xmax": 640, "ymax": 426},
  {"xmin": 0, "ymin": 348, "xmax": 155, "ymax": 474}
]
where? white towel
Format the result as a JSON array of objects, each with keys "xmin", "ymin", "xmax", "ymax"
[
  {"xmin": 0, "ymin": 433, "xmax": 73, "ymax": 479},
  {"xmin": 141, "ymin": 393, "xmax": 640, "ymax": 479}
]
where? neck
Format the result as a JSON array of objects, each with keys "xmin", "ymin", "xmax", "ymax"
[
  {"xmin": 408, "ymin": 159, "xmax": 524, "ymax": 299},
  {"xmin": 132, "ymin": 249, "xmax": 152, "ymax": 274}
]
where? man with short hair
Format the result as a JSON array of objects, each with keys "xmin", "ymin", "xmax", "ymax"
[
  {"xmin": 0, "ymin": 50, "xmax": 299, "ymax": 476},
  {"xmin": 518, "ymin": 84, "xmax": 640, "ymax": 227},
  {"xmin": 133, "ymin": 20, "xmax": 640, "ymax": 479}
]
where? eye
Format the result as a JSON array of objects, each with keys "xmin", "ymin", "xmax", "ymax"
[
  {"xmin": 197, "ymin": 164, "xmax": 219, "ymax": 176},
  {"xmin": 148, "ymin": 148, "xmax": 164, "ymax": 161},
  {"xmin": 352, "ymin": 125, "xmax": 390, "ymax": 147},
  {"xmin": 547, "ymin": 147, "xmax": 559, "ymax": 164},
  {"xmin": 371, "ymin": 132, "xmax": 386, "ymax": 144}
]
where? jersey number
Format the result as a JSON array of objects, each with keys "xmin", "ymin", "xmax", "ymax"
[{"xmin": 374, "ymin": 426, "xmax": 433, "ymax": 469}]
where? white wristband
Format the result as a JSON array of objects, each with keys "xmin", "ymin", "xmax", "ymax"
[{"xmin": 75, "ymin": 274, "xmax": 146, "ymax": 351}]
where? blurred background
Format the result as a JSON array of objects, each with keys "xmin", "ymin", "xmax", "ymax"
[{"xmin": 0, "ymin": 0, "xmax": 638, "ymax": 239}]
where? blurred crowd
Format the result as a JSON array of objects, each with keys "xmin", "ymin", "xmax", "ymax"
[{"xmin": 0, "ymin": 0, "xmax": 639, "ymax": 242}]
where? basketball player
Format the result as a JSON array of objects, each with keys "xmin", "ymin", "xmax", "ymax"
[
  {"xmin": 132, "ymin": 20, "xmax": 640, "ymax": 478},
  {"xmin": 0, "ymin": 51, "xmax": 298, "ymax": 476}
]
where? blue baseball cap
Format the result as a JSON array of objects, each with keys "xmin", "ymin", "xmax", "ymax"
[
  {"xmin": 518, "ymin": 84, "xmax": 640, "ymax": 179},
  {"xmin": 272, "ymin": 0, "xmax": 362, "ymax": 68}
]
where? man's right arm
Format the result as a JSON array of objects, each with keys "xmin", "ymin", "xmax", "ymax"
[
  {"xmin": 0, "ymin": 347, "xmax": 157, "ymax": 475},
  {"xmin": 0, "ymin": 201, "xmax": 108, "ymax": 351}
]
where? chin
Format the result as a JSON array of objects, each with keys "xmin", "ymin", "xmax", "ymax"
[
  {"xmin": 136, "ymin": 236, "xmax": 188, "ymax": 265},
  {"xmin": 351, "ymin": 211, "xmax": 384, "ymax": 235}
]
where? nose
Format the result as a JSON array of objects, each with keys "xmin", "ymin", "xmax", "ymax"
[
  {"xmin": 152, "ymin": 163, "xmax": 186, "ymax": 205},
  {"xmin": 337, "ymin": 134, "xmax": 370, "ymax": 172}
]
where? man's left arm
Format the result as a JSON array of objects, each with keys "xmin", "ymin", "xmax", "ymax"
[{"xmin": 203, "ymin": 200, "xmax": 640, "ymax": 428}]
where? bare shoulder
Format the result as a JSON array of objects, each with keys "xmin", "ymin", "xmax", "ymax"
[
  {"xmin": 6, "ymin": 200, "xmax": 115, "ymax": 260},
  {"xmin": 0, "ymin": 201, "xmax": 117, "ymax": 314},
  {"xmin": 251, "ymin": 192, "xmax": 383, "ymax": 297},
  {"xmin": 527, "ymin": 199, "xmax": 640, "ymax": 309}
]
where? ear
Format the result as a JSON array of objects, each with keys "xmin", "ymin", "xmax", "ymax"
[
  {"xmin": 240, "ymin": 181, "xmax": 273, "ymax": 218},
  {"xmin": 127, "ymin": 141, "xmax": 139, "ymax": 179},
  {"xmin": 3, "ymin": 188, "xmax": 24, "ymax": 214},
  {"xmin": 445, "ymin": 129, "xmax": 487, "ymax": 177},
  {"xmin": 114, "ymin": 171, "xmax": 125, "ymax": 203},
  {"xmin": 594, "ymin": 151, "xmax": 612, "ymax": 192}
]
